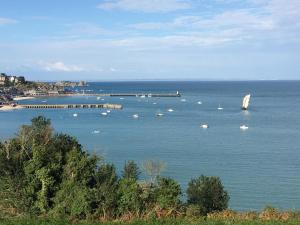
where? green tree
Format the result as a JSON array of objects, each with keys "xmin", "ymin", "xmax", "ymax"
[
  {"xmin": 0, "ymin": 140, "xmax": 30, "ymax": 215},
  {"xmin": 155, "ymin": 177, "xmax": 182, "ymax": 209},
  {"xmin": 117, "ymin": 178, "xmax": 143, "ymax": 217},
  {"xmin": 51, "ymin": 147, "xmax": 98, "ymax": 218},
  {"xmin": 187, "ymin": 175, "xmax": 229, "ymax": 215},
  {"xmin": 122, "ymin": 160, "xmax": 140, "ymax": 181},
  {"xmin": 93, "ymin": 163, "xmax": 119, "ymax": 219}
]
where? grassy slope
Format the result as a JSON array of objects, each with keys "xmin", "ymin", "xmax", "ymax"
[{"xmin": 0, "ymin": 218, "xmax": 300, "ymax": 225}]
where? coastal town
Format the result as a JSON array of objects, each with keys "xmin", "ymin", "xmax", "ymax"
[{"xmin": 0, "ymin": 72, "xmax": 86, "ymax": 103}]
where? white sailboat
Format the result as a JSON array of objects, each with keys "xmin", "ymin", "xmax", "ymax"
[{"xmin": 242, "ymin": 94, "xmax": 251, "ymax": 110}]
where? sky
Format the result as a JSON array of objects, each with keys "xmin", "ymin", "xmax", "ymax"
[{"xmin": 0, "ymin": 0, "xmax": 299, "ymax": 81}]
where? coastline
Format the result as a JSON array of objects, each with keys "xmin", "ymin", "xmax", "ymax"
[
  {"xmin": 0, "ymin": 105, "xmax": 24, "ymax": 111},
  {"xmin": 13, "ymin": 96, "xmax": 35, "ymax": 101}
]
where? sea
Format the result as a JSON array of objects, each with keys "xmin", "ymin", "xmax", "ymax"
[{"xmin": 0, "ymin": 81, "xmax": 300, "ymax": 211}]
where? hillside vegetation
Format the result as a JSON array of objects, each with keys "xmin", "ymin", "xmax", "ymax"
[{"xmin": 0, "ymin": 116, "xmax": 299, "ymax": 224}]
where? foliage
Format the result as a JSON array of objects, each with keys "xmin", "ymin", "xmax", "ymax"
[
  {"xmin": 187, "ymin": 175, "xmax": 229, "ymax": 215},
  {"xmin": 117, "ymin": 178, "xmax": 143, "ymax": 217},
  {"xmin": 0, "ymin": 116, "xmax": 233, "ymax": 221},
  {"xmin": 1, "ymin": 218, "xmax": 300, "ymax": 225},
  {"xmin": 123, "ymin": 160, "xmax": 140, "ymax": 181},
  {"xmin": 93, "ymin": 163, "xmax": 119, "ymax": 219},
  {"xmin": 142, "ymin": 160, "xmax": 166, "ymax": 184},
  {"xmin": 155, "ymin": 177, "xmax": 181, "ymax": 209}
]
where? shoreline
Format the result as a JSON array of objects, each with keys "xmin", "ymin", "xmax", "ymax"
[
  {"xmin": 0, "ymin": 105, "xmax": 24, "ymax": 111},
  {"xmin": 13, "ymin": 96, "xmax": 35, "ymax": 101}
]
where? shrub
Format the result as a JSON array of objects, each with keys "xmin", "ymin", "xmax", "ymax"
[
  {"xmin": 155, "ymin": 177, "xmax": 182, "ymax": 209},
  {"xmin": 187, "ymin": 175, "xmax": 229, "ymax": 215}
]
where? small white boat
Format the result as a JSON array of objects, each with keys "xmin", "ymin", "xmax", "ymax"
[
  {"xmin": 132, "ymin": 114, "xmax": 139, "ymax": 118},
  {"xmin": 101, "ymin": 112, "xmax": 108, "ymax": 116},
  {"xmin": 240, "ymin": 125, "xmax": 249, "ymax": 130},
  {"xmin": 197, "ymin": 101, "xmax": 202, "ymax": 105},
  {"xmin": 106, "ymin": 110, "xmax": 111, "ymax": 113},
  {"xmin": 41, "ymin": 100, "xmax": 47, "ymax": 103},
  {"xmin": 101, "ymin": 98, "xmax": 105, "ymax": 101},
  {"xmin": 97, "ymin": 97, "xmax": 101, "ymax": 100},
  {"xmin": 156, "ymin": 113, "xmax": 164, "ymax": 117},
  {"xmin": 92, "ymin": 130, "xmax": 100, "ymax": 134},
  {"xmin": 140, "ymin": 95, "xmax": 146, "ymax": 98},
  {"xmin": 120, "ymin": 97, "xmax": 124, "ymax": 100},
  {"xmin": 217, "ymin": 104, "xmax": 223, "ymax": 110},
  {"xmin": 201, "ymin": 124, "xmax": 209, "ymax": 129},
  {"xmin": 181, "ymin": 99, "xmax": 186, "ymax": 102},
  {"xmin": 167, "ymin": 108, "xmax": 174, "ymax": 112},
  {"xmin": 73, "ymin": 113, "xmax": 78, "ymax": 117},
  {"xmin": 153, "ymin": 102, "xmax": 157, "ymax": 105}
]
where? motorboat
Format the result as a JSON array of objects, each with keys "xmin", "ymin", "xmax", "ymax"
[
  {"xmin": 201, "ymin": 124, "xmax": 209, "ymax": 129},
  {"xmin": 240, "ymin": 125, "xmax": 249, "ymax": 130}
]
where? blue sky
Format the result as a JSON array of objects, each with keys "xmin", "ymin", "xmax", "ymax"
[{"xmin": 0, "ymin": 0, "xmax": 299, "ymax": 81}]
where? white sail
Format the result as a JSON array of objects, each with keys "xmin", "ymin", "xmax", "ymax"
[{"xmin": 242, "ymin": 94, "xmax": 251, "ymax": 110}]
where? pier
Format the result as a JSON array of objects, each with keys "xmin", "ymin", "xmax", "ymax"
[{"xmin": 18, "ymin": 103, "xmax": 122, "ymax": 109}]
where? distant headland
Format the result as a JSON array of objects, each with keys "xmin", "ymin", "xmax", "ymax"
[{"xmin": 0, "ymin": 72, "xmax": 86, "ymax": 103}]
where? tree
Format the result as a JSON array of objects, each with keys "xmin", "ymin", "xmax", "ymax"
[
  {"xmin": 142, "ymin": 160, "xmax": 166, "ymax": 184},
  {"xmin": 187, "ymin": 175, "xmax": 229, "ymax": 215},
  {"xmin": 122, "ymin": 160, "xmax": 140, "ymax": 181},
  {"xmin": 155, "ymin": 177, "xmax": 182, "ymax": 209},
  {"xmin": 117, "ymin": 178, "xmax": 143, "ymax": 217},
  {"xmin": 93, "ymin": 163, "xmax": 119, "ymax": 219}
]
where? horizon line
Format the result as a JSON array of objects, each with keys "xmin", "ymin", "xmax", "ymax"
[{"xmin": 30, "ymin": 78, "xmax": 300, "ymax": 82}]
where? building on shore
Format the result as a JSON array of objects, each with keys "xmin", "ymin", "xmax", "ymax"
[
  {"xmin": 0, "ymin": 73, "xmax": 26, "ymax": 86},
  {"xmin": 24, "ymin": 89, "xmax": 48, "ymax": 96}
]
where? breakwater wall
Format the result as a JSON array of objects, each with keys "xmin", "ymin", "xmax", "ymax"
[
  {"xmin": 19, "ymin": 104, "xmax": 122, "ymax": 109},
  {"xmin": 26, "ymin": 92, "xmax": 181, "ymax": 98}
]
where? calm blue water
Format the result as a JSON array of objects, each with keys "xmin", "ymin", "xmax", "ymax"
[{"xmin": 1, "ymin": 81, "xmax": 300, "ymax": 211}]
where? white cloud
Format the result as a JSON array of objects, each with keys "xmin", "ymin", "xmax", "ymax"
[
  {"xmin": 41, "ymin": 61, "xmax": 84, "ymax": 72},
  {"xmin": 0, "ymin": 17, "xmax": 18, "ymax": 25},
  {"xmin": 65, "ymin": 23, "xmax": 111, "ymax": 37},
  {"xmin": 97, "ymin": 0, "xmax": 191, "ymax": 12}
]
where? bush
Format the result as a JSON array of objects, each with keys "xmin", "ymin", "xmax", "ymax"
[
  {"xmin": 155, "ymin": 177, "xmax": 181, "ymax": 209},
  {"xmin": 187, "ymin": 175, "xmax": 229, "ymax": 215}
]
